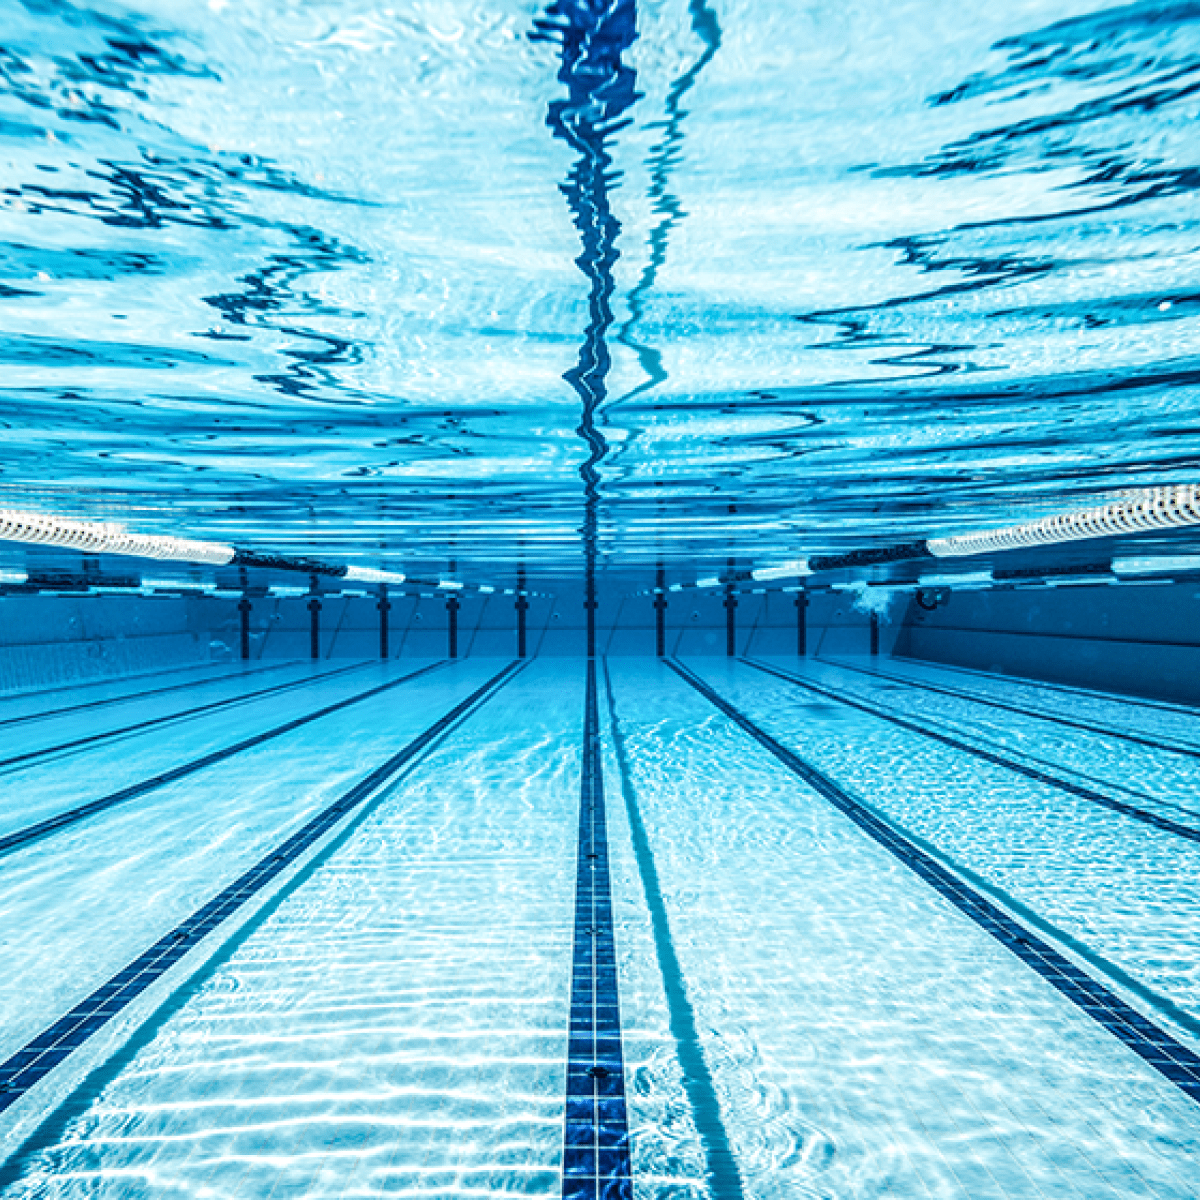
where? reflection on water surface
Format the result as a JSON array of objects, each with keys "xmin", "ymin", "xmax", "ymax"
[{"xmin": 0, "ymin": 0, "xmax": 1198, "ymax": 575}]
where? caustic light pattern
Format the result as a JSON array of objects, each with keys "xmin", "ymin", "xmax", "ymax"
[
  {"xmin": 3, "ymin": 1, "xmax": 1200, "ymax": 1198},
  {"xmin": 0, "ymin": 659, "xmax": 1199, "ymax": 1196},
  {"xmin": 1, "ymin": 0, "xmax": 1200, "ymax": 573}
]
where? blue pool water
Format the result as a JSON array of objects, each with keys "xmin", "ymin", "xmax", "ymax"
[
  {"xmin": 0, "ymin": 657, "xmax": 1199, "ymax": 1196},
  {"xmin": 2, "ymin": 0, "xmax": 1200, "ymax": 574},
  {"xmin": 3, "ymin": 1, "xmax": 1200, "ymax": 1196}
]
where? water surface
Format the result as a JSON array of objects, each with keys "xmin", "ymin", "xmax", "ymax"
[{"xmin": 2, "ymin": 0, "xmax": 1199, "ymax": 575}]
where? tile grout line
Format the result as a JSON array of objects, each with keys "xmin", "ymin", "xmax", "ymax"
[
  {"xmin": 0, "ymin": 659, "xmax": 228, "ymax": 712},
  {"xmin": 669, "ymin": 658, "xmax": 1200, "ymax": 1108},
  {"xmin": 0, "ymin": 659, "xmax": 525, "ymax": 1118},
  {"xmin": 822, "ymin": 655, "xmax": 1200, "ymax": 758},
  {"xmin": 0, "ymin": 660, "xmax": 450, "ymax": 860},
  {"xmin": 0, "ymin": 659, "xmax": 374, "ymax": 774},
  {"xmin": 742, "ymin": 657, "xmax": 1200, "ymax": 842},
  {"xmin": 0, "ymin": 659, "xmax": 299, "ymax": 731},
  {"xmin": 881, "ymin": 653, "xmax": 1200, "ymax": 719},
  {"xmin": 562, "ymin": 659, "xmax": 633, "ymax": 1198}
]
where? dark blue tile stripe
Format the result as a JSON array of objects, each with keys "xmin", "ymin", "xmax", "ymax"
[
  {"xmin": 670, "ymin": 659, "xmax": 1200, "ymax": 1108},
  {"xmin": 0, "ymin": 661, "xmax": 296, "ymax": 731},
  {"xmin": 927, "ymin": 658, "xmax": 1200, "ymax": 719},
  {"xmin": 600, "ymin": 660, "xmax": 745, "ymax": 1199},
  {"xmin": 562, "ymin": 660, "xmax": 632, "ymax": 1199},
  {"xmin": 743, "ymin": 657, "xmax": 1200, "ymax": 843},
  {"xmin": 0, "ymin": 661, "xmax": 373, "ymax": 773},
  {"xmin": 0, "ymin": 660, "xmax": 524, "ymax": 1115},
  {"xmin": 0, "ymin": 661, "xmax": 451, "ymax": 861},
  {"xmin": 824, "ymin": 655, "xmax": 1200, "ymax": 761},
  {"xmin": 0, "ymin": 660, "xmax": 231, "ymax": 715}
]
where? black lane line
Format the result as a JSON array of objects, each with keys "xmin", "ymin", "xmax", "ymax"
[
  {"xmin": 668, "ymin": 659, "xmax": 1200, "ymax": 1107},
  {"xmin": 0, "ymin": 662, "xmax": 374, "ymax": 774},
  {"xmin": 743, "ymin": 658, "xmax": 1200, "ymax": 843},
  {"xmin": 0, "ymin": 660, "xmax": 219, "ymax": 708},
  {"xmin": 822, "ymin": 657, "xmax": 1200, "ymax": 759},
  {"xmin": 601, "ymin": 660, "xmax": 744, "ymax": 1199},
  {"xmin": 0, "ymin": 660, "xmax": 299, "ymax": 732},
  {"xmin": 0, "ymin": 660, "xmax": 525, "ymax": 1116},
  {"xmin": 0, "ymin": 661, "xmax": 451, "ymax": 860},
  {"xmin": 893, "ymin": 655, "xmax": 1200, "ymax": 720},
  {"xmin": 562, "ymin": 660, "xmax": 632, "ymax": 1199}
]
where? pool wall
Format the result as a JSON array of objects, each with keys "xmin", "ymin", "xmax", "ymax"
[
  {"xmin": 195, "ymin": 584, "xmax": 900, "ymax": 661},
  {"xmin": 0, "ymin": 595, "xmax": 210, "ymax": 691},
  {"xmin": 897, "ymin": 579, "xmax": 1200, "ymax": 704},
  {"xmin": 1, "ymin": 580, "xmax": 1196, "ymax": 705}
]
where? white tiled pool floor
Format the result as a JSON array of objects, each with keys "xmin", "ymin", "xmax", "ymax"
[{"xmin": 0, "ymin": 657, "xmax": 1198, "ymax": 1198}]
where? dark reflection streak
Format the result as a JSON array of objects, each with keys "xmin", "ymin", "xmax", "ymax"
[
  {"xmin": 609, "ymin": 0, "xmax": 721, "ymax": 414},
  {"xmin": 533, "ymin": 0, "xmax": 640, "ymax": 652},
  {"xmin": 800, "ymin": 247, "xmax": 1055, "ymax": 327},
  {"xmin": 202, "ymin": 231, "xmax": 369, "ymax": 399},
  {"xmin": 883, "ymin": 2, "xmax": 1200, "ymax": 208},
  {"xmin": 1, "ymin": 8, "xmax": 379, "ymax": 403},
  {"xmin": 622, "ymin": 358, "xmax": 1200, "ymax": 415},
  {"xmin": 0, "ymin": 8, "xmax": 216, "ymax": 134},
  {"xmin": 917, "ymin": 68, "xmax": 1200, "ymax": 173}
]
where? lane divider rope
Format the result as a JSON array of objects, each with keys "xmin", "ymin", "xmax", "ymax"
[
  {"xmin": 634, "ymin": 484, "xmax": 1200, "ymax": 592},
  {"xmin": 0, "ymin": 507, "xmax": 546, "ymax": 596},
  {"xmin": 927, "ymin": 485, "xmax": 1200, "ymax": 557}
]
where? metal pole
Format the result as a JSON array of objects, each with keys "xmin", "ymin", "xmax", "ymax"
[
  {"xmin": 654, "ymin": 564, "xmax": 667, "ymax": 658},
  {"xmin": 724, "ymin": 584, "xmax": 737, "ymax": 657},
  {"xmin": 238, "ymin": 595, "xmax": 251, "ymax": 661},
  {"xmin": 516, "ymin": 566, "xmax": 528, "ymax": 658},
  {"xmin": 447, "ymin": 594, "xmax": 460, "ymax": 659},
  {"xmin": 376, "ymin": 585, "xmax": 391, "ymax": 660},
  {"xmin": 308, "ymin": 576, "xmax": 321, "ymax": 661},
  {"xmin": 870, "ymin": 610, "xmax": 880, "ymax": 657},
  {"xmin": 795, "ymin": 590, "xmax": 808, "ymax": 657}
]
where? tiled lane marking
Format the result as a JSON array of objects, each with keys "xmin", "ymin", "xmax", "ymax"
[
  {"xmin": 601, "ymin": 659, "xmax": 745, "ymax": 1198},
  {"xmin": 0, "ymin": 660, "xmax": 224, "ymax": 712},
  {"xmin": 670, "ymin": 659, "xmax": 1200, "ymax": 1107},
  {"xmin": 0, "ymin": 661, "xmax": 372, "ymax": 773},
  {"xmin": 0, "ymin": 660, "xmax": 525, "ymax": 1116},
  {"xmin": 562, "ymin": 660, "xmax": 633, "ymax": 1199},
  {"xmin": 819, "ymin": 655, "xmax": 1200, "ymax": 759},
  {"xmin": 907, "ymin": 655, "xmax": 1200, "ymax": 719},
  {"xmin": 0, "ymin": 662, "xmax": 448, "ymax": 859},
  {"xmin": 743, "ymin": 658, "xmax": 1200, "ymax": 842},
  {"xmin": 0, "ymin": 660, "xmax": 296, "ymax": 731}
]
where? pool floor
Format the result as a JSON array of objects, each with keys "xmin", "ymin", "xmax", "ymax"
[{"xmin": 0, "ymin": 656, "xmax": 1198, "ymax": 1198}]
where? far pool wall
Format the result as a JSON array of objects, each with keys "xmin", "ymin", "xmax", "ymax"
[
  {"xmin": 208, "ymin": 584, "xmax": 900, "ymax": 660},
  {"xmin": 0, "ymin": 581, "xmax": 903, "ymax": 696},
  {"xmin": 0, "ymin": 595, "xmax": 210, "ymax": 692},
  {"xmin": 892, "ymin": 579, "xmax": 1200, "ymax": 706}
]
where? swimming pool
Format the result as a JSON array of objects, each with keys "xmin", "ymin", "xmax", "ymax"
[
  {"xmin": 0, "ymin": 654, "xmax": 1197, "ymax": 1197},
  {"xmin": 3, "ymin": 0, "xmax": 1200, "ymax": 570},
  {"xmin": 3, "ymin": 0, "xmax": 1200, "ymax": 1192}
]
